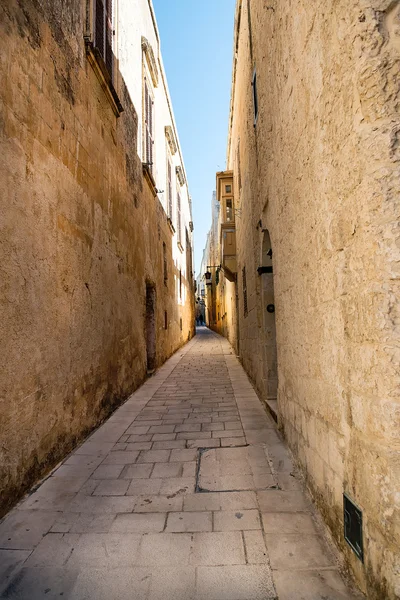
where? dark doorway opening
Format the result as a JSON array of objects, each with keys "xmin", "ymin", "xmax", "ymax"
[
  {"xmin": 146, "ymin": 284, "xmax": 156, "ymax": 373},
  {"xmin": 261, "ymin": 230, "xmax": 278, "ymax": 420}
]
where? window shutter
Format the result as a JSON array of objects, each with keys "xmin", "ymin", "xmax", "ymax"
[
  {"xmin": 105, "ymin": 0, "xmax": 113, "ymax": 79},
  {"xmin": 168, "ymin": 161, "xmax": 172, "ymax": 217},
  {"xmin": 95, "ymin": 0, "xmax": 105, "ymax": 59},
  {"xmin": 177, "ymin": 192, "xmax": 181, "ymax": 244}
]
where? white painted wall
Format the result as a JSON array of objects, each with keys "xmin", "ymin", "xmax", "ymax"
[{"xmin": 116, "ymin": 0, "xmax": 193, "ymax": 303}]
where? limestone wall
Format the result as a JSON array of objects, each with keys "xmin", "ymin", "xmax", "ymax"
[
  {"xmin": 227, "ymin": 0, "xmax": 400, "ymax": 597},
  {"xmin": 0, "ymin": 0, "xmax": 194, "ymax": 517}
]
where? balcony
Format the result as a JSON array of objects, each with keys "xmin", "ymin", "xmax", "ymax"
[{"xmin": 216, "ymin": 171, "xmax": 237, "ymax": 281}]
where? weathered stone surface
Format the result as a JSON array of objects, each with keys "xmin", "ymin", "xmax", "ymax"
[{"xmin": 0, "ymin": 0, "xmax": 194, "ymax": 518}]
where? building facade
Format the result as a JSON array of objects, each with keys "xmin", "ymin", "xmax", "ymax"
[
  {"xmin": 206, "ymin": 1, "xmax": 400, "ymax": 598},
  {"xmin": 0, "ymin": 0, "xmax": 194, "ymax": 517}
]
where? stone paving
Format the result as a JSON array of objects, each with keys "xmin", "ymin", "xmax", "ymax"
[{"xmin": 0, "ymin": 327, "xmax": 361, "ymax": 599}]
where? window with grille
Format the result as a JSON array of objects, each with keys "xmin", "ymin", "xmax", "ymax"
[
  {"xmin": 242, "ymin": 266, "xmax": 248, "ymax": 317},
  {"xmin": 94, "ymin": 0, "xmax": 113, "ymax": 80},
  {"xmin": 144, "ymin": 80, "xmax": 154, "ymax": 171},
  {"xmin": 177, "ymin": 192, "xmax": 182, "ymax": 245},
  {"xmin": 167, "ymin": 160, "xmax": 173, "ymax": 218}
]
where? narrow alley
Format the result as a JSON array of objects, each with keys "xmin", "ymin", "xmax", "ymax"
[{"xmin": 0, "ymin": 328, "xmax": 359, "ymax": 600}]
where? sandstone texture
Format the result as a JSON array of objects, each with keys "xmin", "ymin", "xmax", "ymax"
[
  {"xmin": 0, "ymin": 0, "xmax": 194, "ymax": 518},
  {"xmin": 216, "ymin": 0, "xmax": 400, "ymax": 597}
]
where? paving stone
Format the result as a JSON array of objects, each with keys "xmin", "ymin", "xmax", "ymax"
[
  {"xmin": 182, "ymin": 461, "xmax": 196, "ymax": 477},
  {"xmin": 221, "ymin": 436, "xmax": 247, "ymax": 447},
  {"xmin": 75, "ymin": 442, "xmax": 115, "ymax": 456},
  {"xmin": 137, "ymin": 450, "xmax": 171, "ymax": 463},
  {"xmin": 262, "ymin": 512, "xmax": 317, "ymax": 534},
  {"xmin": 92, "ymin": 464, "xmax": 124, "ymax": 479},
  {"xmin": 110, "ymin": 513, "xmax": 165, "ymax": 533},
  {"xmin": 166, "ymin": 511, "xmax": 212, "ymax": 532},
  {"xmin": 0, "ymin": 549, "xmax": 31, "ymax": 592},
  {"xmin": 71, "ymin": 567, "xmax": 151, "ymax": 600},
  {"xmin": 0, "ymin": 567, "xmax": 79, "ymax": 600},
  {"xmin": 51, "ymin": 513, "xmax": 116, "ymax": 534},
  {"xmin": 257, "ymin": 490, "xmax": 311, "ymax": 512},
  {"xmin": 170, "ymin": 449, "xmax": 197, "ymax": 462},
  {"xmin": 120, "ymin": 463, "xmax": 153, "ymax": 479},
  {"xmin": 125, "ymin": 426, "xmax": 150, "ymax": 435},
  {"xmin": 183, "ymin": 493, "xmax": 222, "ymax": 512},
  {"xmin": 202, "ymin": 423, "xmax": 225, "ymax": 432},
  {"xmin": 160, "ymin": 477, "xmax": 195, "ymax": 496},
  {"xmin": 214, "ymin": 509, "xmax": 261, "ymax": 531},
  {"xmin": 177, "ymin": 431, "xmax": 212, "ymax": 440},
  {"xmin": 190, "ymin": 531, "xmax": 245, "ymax": 565},
  {"xmin": 152, "ymin": 440, "xmax": 187, "ymax": 449},
  {"xmin": 126, "ymin": 434, "xmax": 153, "ymax": 442},
  {"xmin": 243, "ymin": 530, "xmax": 269, "ymax": 564},
  {"xmin": 151, "ymin": 433, "xmax": 177, "ymax": 441},
  {"xmin": 0, "ymin": 510, "xmax": 59, "ymax": 550},
  {"xmin": 148, "ymin": 566, "xmax": 196, "ymax": 600},
  {"xmin": 124, "ymin": 442, "xmax": 153, "ymax": 451},
  {"xmin": 265, "ymin": 533, "xmax": 335, "ymax": 569},
  {"xmin": 134, "ymin": 495, "xmax": 183, "ymax": 513},
  {"xmin": 151, "ymin": 462, "xmax": 182, "ymax": 478},
  {"xmin": 102, "ymin": 451, "xmax": 140, "ymax": 465},
  {"xmin": 112, "ymin": 442, "xmax": 128, "ymax": 451},
  {"xmin": 174, "ymin": 424, "xmax": 201, "ymax": 432},
  {"xmin": 127, "ymin": 478, "xmax": 162, "ymax": 495},
  {"xmin": 219, "ymin": 491, "xmax": 258, "ymax": 510},
  {"xmin": 187, "ymin": 438, "xmax": 220, "ymax": 449},
  {"xmin": 67, "ymin": 495, "xmax": 136, "ymax": 514},
  {"xmin": 196, "ymin": 565, "xmax": 276, "ymax": 600},
  {"xmin": 63, "ymin": 455, "xmax": 104, "ymax": 468},
  {"xmin": 273, "ymin": 568, "xmax": 359, "ymax": 600},
  {"xmin": 24, "ymin": 533, "xmax": 80, "ymax": 567},
  {"xmin": 148, "ymin": 425, "xmax": 175, "ymax": 434},
  {"xmin": 93, "ymin": 479, "xmax": 130, "ymax": 496},
  {"xmin": 137, "ymin": 533, "xmax": 192, "ymax": 566}
]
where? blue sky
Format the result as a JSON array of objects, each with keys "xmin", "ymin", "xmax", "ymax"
[{"xmin": 152, "ymin": 0, "xmax": 236, "ymax": 275}]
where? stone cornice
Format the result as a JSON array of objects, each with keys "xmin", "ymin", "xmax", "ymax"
[
  {"xmin": 141, "ymin": 36, "xmax": 159, "ymax": 87},
  {"xmin": 176, "ymin": 166, "xmax": 185, "ymax": 187},
  {"xmin": 165, "ymin": 126, "xmax": 177, "ymax": 155}
]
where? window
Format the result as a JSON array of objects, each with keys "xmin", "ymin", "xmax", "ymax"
[
  {"xmin": 237, "ymin": 139, "xmax": 242, "ymax": 192},
  {"xmin": 164, "ymin": 311, "xmax": 168, "ymax": 330},
  {"xmin": 163, "ymin": 242, "xmax": 167, "ymax": 285},
  {"xmin": 242, "ymin": 266, "xmax": 248, "ymax": 317},
  {"xmin": 226, "ymin": 199, "xmax": 233, "ymax": 222},
  {"xmin": 180, "ymin": 317, "xmax": 183, "ymax": 331},
  {"xmin": 144, "ymin": 79, "xmax": 154, "ymax": 171},
  {"xmin": 225, "ymin": 185, "xmax": 232, "ymax": 193},
  {"xmin": 176, "ymin": 192, "xmax": 182, "ymax": 245},
  {"xmin": 252, "ymin": 69, "xmax": 258, "ymax": 124},
  {"xmin": 186, "ymin": 228, "xmax": 192, "ymax": 283},
  {"xmin": 167, "ymin": 159, "xmax": 173, "ymax": 219},
  {"xmin": 94, "ymin": 0, "xmax": 114, "ymax": 79},
  {"xmin": 179, "ymin": 269, "xmax": 182, "ymax": 299}
]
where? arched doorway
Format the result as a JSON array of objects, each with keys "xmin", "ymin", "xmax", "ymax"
[{"xmin": 261, "ymin": 230, "xmax": 278, "ymax": 419}]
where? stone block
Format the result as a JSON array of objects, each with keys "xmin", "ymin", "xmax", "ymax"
[
  {"xmin": 190, "ymin": 531, "xmax": 245, "ymax": 565},
  {"xmin": 196, "ymin": 565, "xmax": 276, "ymax": 600},
  {"xmin": 110, "ymin": 513, "xmax": 165, "ymax": 533},
  {"xmin": 213, "ymin": 509, "xmax": 261, "ymax": 531},
  {"xmin": 166, "ymin": 511, "xmax": 212, "ymax": 532},
  {"xmin": 137, "ymin": 533, "xmax": 192, "ymax": 566}
]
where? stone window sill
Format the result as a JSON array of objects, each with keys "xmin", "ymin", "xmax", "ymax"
[
  {"xmin": 177, "ymin": 241, "xmax": 184, "ymax": 253},
  {"xmin": 143, "ymin": 164, "xmax": 158, "ymax": 197},
  {"xmin": 167, "ymin": 217, "xmax": 176, "ymax": 235},
  {"xmin": 85, "ymin": 41, "xmax": 123, "ymax": 118}
]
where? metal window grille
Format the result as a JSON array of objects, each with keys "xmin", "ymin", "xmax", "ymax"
[
  {"xmin": 144, "ymin": 81, "xmax": 154, "ymax": 171},
  {"xmin": 242, "ymin": 266, "xmax": 248, "ymax": 317}
]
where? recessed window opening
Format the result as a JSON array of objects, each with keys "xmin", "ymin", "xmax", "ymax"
[
  {"xmin": 226, "ymin": 199, "xmax": 233, "ymax": 222},
  {"xmin": 225, "ymin": 184, "xmax": 232, "ymax": 193},
  {"xmin": 242, "ymin": 266, "xmax": 248, "ymax": 317},
  {"xmin": 164, "ymin": 310, "xmax": 168, "ymax": 330},
  {"xmin": 252, "ymin": 69, "xmax": 258, "ymax": 124},
  {"xmin": 163, "ymin": 242, "xmax": 167, "ymax": 284}
]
